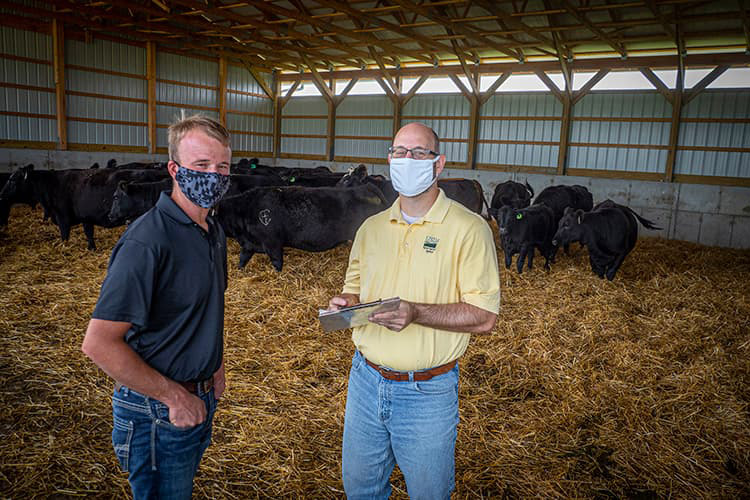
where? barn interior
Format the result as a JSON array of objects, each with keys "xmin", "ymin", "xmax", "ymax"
[{"xmin": 1, "ymin": 0, "xmax": 749, "ymax": 498}]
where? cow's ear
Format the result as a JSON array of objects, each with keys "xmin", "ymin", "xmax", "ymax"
[
  {"xmin": 117, "ymin": 180, "xmax": 128, "ymax": 192},
  {"xmin": 564, "ymin": 206, "xmax": 573, "ymax": 215},
  {"xmin": 576, "ymin": 209, "xmax": 584, "ymax": 224}
]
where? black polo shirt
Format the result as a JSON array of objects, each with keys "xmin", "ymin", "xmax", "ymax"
[{"xmin": 93, "ymin": 192, "xmax": 227, "ymax": 382}]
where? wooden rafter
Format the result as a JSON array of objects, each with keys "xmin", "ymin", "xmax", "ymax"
[
  {"xmin": 639, "ymin": 67, "xmax": 674, "ymax": 104},
  {"xmin": 739, "ymin": 0, "xmax": 750, "ymax": 52},
  {"xmin": 556, "ymin": 0, "xmax": 627, "ymax": 57},
  {"xmin": 684, "ymin": 65, "xmax": 730, "ymax": 104},
  {"xmin": 473, "ymin": 0, "xmax": 556, "ymax": 52},
  {"xmin": 571, "ymin": 68, "xmax": 609, "ymax": 105},
  {"xmin": 535, "ymin": 70, "xmax": 563, "ymax": 102},
  {"xmin": 311, "ymin": 0, "xmax": 473, "ymax": 63},
  {"xmin": 369, "ymin": 48, "xmax": 400, "ymax": 97},
  {"xmin": 390, "ymin": 0, "xmax": 524, "ymax": 61},
  {"xmin": 448, "ymin": 74, "xmax": 473, "ymax": 100},
  {"xmin": 479, "ymin": 72, "xmax": 511, "ymax": 105},
  {"xmin": 402, "ymin": 75, "xmax": 429, "ymax": 106},
  {"xmin": 334, "ymin": 78, "xmax": 359, "ymax": 106},
  {"xmin": 300, "ymin": 53, "xmax": 335, "ymax": 103},
  {"xmin": 645, "ymin": 0, "xmax": 677, "ymax": 39}
]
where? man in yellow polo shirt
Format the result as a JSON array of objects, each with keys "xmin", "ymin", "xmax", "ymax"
[{"xmin": 329, "ymin": 122, "xmax": 500, "ymax": 499}]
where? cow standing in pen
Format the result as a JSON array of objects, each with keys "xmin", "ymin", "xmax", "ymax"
[{"xmin": 552, "ymin": 200, "xmax": 661, "ymax": 280}]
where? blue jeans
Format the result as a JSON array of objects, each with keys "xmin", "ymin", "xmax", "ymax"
[
  {"xmin": 342, "ymin": 350, "xmax": 459, "ymax": 500},
  {"xmin": 111, "ymin": 384, "xmax": 217, "ymax": 500}
]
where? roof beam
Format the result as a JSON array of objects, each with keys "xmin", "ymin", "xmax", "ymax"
[
  {"xmin": 739, "ymin": 0, "xmax": 750, "ymax": 53},
  {"xmin": 639, "ymin": 67, "xmax": 674, "ymax": 104},
  {"xmin": 555, "ymin": 0, "xmax": 628, "ymax": 57},
  {"xmin": 390, "ymin": 0, "xmax": 525, "ymax": 61},
  {"xmin": 300, "ymin": 53, "xmax": 335, "ymax": 103},
  {"xmin": 571, "ymin": 68, "xmax": 609, "ymax": 105},
  {"xmin": 684, "ymin": 65, "xmax": 730, "ymax": 104},
  {"xmin": 473, "ymin": 0, "xmax": 556, "ymax": 49},
  {"xmin": 246, "ymin": 0, "xmax": 435, "ymax": 65},
  {"xmin": 479, "ymin": 72, "xmax": 511, "ymax": 105},
  {"xmin": 535, "ymin": 70, "xmax": 563, "ymax": 102},
  {"xmin": 311, "ymin": 0, "xmax": 474, "ymax": 62},
  {"xmin": 645, "ymin": 0, "xmax": 677, "ymax": 39}
]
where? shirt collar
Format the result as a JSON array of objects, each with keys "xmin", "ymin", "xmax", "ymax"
[
  {"xmin": 388, "ymin": 188, "xmax": 451, "ymax": 225},
  {"xmin": 156, "ymin": 191, "xmax": 194, "ymax": 225}
]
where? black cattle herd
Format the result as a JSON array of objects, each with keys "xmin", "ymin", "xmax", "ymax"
[{"xmin": 0, "ymin": 159, "xmax": 659, "ymax": 280}]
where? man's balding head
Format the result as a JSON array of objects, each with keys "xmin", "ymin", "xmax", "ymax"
[{"xmin": 393, "ymin": 122, "xmax": 440, "ymax": 153}]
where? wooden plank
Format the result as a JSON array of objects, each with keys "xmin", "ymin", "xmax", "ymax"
[
  {"xmin": 479, "ymin": 72, "xmax": 511, "ymax": 105},
  {"xmin": 0, "ymin": 140, "xmax": 57, "ymax": 149},
  {"xmin": 67, "ymin": 143, "xmax": 149, "ymax": 153},
  {"xmin": 401, "ymin": 115, "xmax": 470, "ymax": 120},
  {"xmin": 393, "ymin": 95, "xmax": 402, "ymax": 138},
  {"xmin": 683, "ymin": 117, "xmax": 750, "ymax": 124},
  {"xmin": 273, "ymin": 73, "xmax": 281, "ymax": 158},
  {"xmin": 334, "ymin": 155, "xmax": 388, "ymax": 165},
  {"xmin": 334, "ymin": 78, "xmax": 359, "ymax": 106},
  {"xmin": 52, "ymin": 19, "xmax": 67, "ymax": 151},
  {"xmin": 476, "ymin": 163, "xmax": 558, "ymax": 175},
  {"xmin": 0, "ymin": 82, "xmax": 54, "ymax": 93},
  {"xmin": 147, "ymin": 41, "xmax": 156, "ymax": 154},
  {"xmin": 0, "ymin": 52, "xmax": 52, "ymax": 65},
  {"xmin": 0, "ymin": 111, "xmax": 56, "ymax": 120},
  {"xmin": 448, "ymin": 74, "xmax": 473, "ymax": 101},
  {"xmin": 337, "ymin": 115, "xmax": 394, "ymax": 120},
  {"xmin": 466, "ymin": 96, "xmax": 479, "ymax": 169},
  {"xmin": 280, "ymin": 153, "xmax": 327, "ymax": 160},
  {"xmin": 639, "ymin": 67, "xmax": 674, "ymax": 104},
  {"xmin": 535, "ymin": 70, "xmax": 563, "ymax": 102},
  {"xmin": 280, "ymin": 133, "xmax": 328, "ymax": 139},
  {"xmin": 335, "ymin": 135, "xmax": 392, "ymax": 141},
  {"xmin": 225, "ymin": 110, "xmax": 274, "ymax": 118},
  {"xmin": 232, "ymin": 150, "xmax": 274, "ymax": 158},
  {"xmin": 279, "ymin": 80, "xmax": 300, "ymax": 108},
  {"xmin": 67, "ymin": 64, "xmax": 146, "ymax": 80},
  {"xmin": 571, "ymin": 69, "xmax": 610, "ymax": 105},
  {"xmin": 156, "ymin": 77, "xmax": 217, "ymax": 90},
  {"xmin": 227, "ymin": 88, "xmax": 271, "ymax": 99},
  {"xmin": 481, "ymin": 115, "xmax": 561, "ymax": 121},
  {"xmin": 573, "ymin": 116, "xmax": 671, "ymax": 122},
  {"xmin": 327, "ymin": 99, "xmax": 336, "ymax": 161},
  {"xmin": 665, "ymin": 90, "xmax": 682, "ymax": 182},
  {"xmin": 155, "ymin": 101, "xmax": 219, "ymax": 112},
  {"xmin": 684, "ymin": 65, "xmax": 731, "ymax": 104},
  {"xmin": 278, "ymin": 114, "xmax": 328, "ymax": 119},
  {"xmin": 677, "ymin": 145, "xmax": 750, "ymax": 153},
  {"xmin": 219, "ymin": 56, "xmax": 227, "ymax": 127},
  {"xmin": 557, "ymin": 95, "xmax": 571, "ymax": 175},
  {"xmin": 566, "ymin": 168, "xmax": 664, "ymax": 181},
  {"xmin": 301, "ymin": 53, "xmax": 334, "ymax": 103},
  {"xmin": 477, "ymin": 138, "xmax": 560, "ymax": 146},
  {"xmin": 673, "ymin": 174, "xmax": 750, "ymax": 187},
  {"xmin": 401, "ymin": 75, "xmax": 428, "ymax": 107},
  {"xmin": 227, "ymin": 130, "xmax": 274, "ymax": 137},
  {"xmin": 66, "ymin": 90, "xmax": 147, "ymax": 104},
  {"xmin": 569, "ymin": 141, "xmax": 670, "ymax": 150},
  {"xmin": 242, "ymin": 62, "xmax": 275, "ymax": 99},
  {"xmin": 67, "ymin": 117, "xmax": 148, "ymax": 127}
]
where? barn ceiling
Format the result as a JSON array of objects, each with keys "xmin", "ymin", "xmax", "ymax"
[{"xmin": 2, "ymin": 0, "xmax": 748, "ymax": 74}]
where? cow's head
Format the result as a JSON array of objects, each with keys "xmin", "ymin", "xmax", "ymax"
[
  {"xmin": 552, "ymin": 207, "xmax": 585, "ymax": 247},
  {"xmin": 493, "ymin": 205, "xmax": 515, "ymax": 235},
  {"xmin": 108, "ymin": 180, "xmax": 134, "ymax": 224},
  {"xmin": 0, "ymin": 164, "xmax": 34, "ymax": 202},
  {"xmin": 337, "ymin": 164, "xmax": 368, "ymax": 187}
]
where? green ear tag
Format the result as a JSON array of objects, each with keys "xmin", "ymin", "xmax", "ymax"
[
  {"xmin": 516, "ymin": 213, "xmax": 523, "ymax": 220},
  {"xmin": 290, "ymin": 176, "xmax": 296, "ymax": 182},
  {"xmin": 251, "ymin": 164, "xmax": 256, "ymax": 169}
]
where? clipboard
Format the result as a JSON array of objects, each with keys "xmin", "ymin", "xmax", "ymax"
[{"xmin": 318, "ymin": 297, "xmax": 401, "ymax": 332}]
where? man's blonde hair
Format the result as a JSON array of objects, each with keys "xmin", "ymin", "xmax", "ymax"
[{"xmin": 168, "ymin": 114, "xmax": 230, "ymax": 163}]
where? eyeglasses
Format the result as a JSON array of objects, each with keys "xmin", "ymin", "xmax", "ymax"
[{"xmin": 388, "ymin": 146, "xmax": 439, "ymax": 160}]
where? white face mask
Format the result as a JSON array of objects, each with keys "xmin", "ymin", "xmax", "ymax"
[{"xmin": 389, "ymin": 156, "xmax": 440, "ymax": 197}]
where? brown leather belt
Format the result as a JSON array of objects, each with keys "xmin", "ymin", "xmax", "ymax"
[
  {"xmin": 365, "ymin": 358, "xmax": 456, "ymax": 382},
  {"xmin": 115, "ymin": 377, "xmax": 214, "ymax": 395}
]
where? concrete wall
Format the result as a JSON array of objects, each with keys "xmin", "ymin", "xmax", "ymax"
[{"xmin": 2, "ymin": 149, "xmax": 749, "ymax": 249}]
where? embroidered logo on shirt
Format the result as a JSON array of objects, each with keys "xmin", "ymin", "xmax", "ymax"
[
  {"xmin": 423, "ymin": 235, "xmax": 439, "ymax": 253},
  {"xmin": 259, "ymin": 209, "xmax": 272, "ymax": 226}
]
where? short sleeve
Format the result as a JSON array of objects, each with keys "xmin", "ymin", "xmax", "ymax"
[
  {"xmin": 342, "ymin": 224, "xmax": 363, "ymax": 296},
  {"xmin": 92, "ymin": 239, "xmax": 158, "ymax": 328},
  {"xmin": 458, "ymin": 220, "xmax": 501, "ymax": 314}
]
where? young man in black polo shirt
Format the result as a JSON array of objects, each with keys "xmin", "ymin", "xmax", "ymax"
[{"xmin": 82, "ymin": 115, "xmax": 231, "ymax": 499}]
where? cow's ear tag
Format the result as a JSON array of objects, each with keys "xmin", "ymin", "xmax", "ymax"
[
  {"xmin": 290, "ymin": 176, "xmax": 296, "ymax": 182},
  {"xmin": 251, "ymin": 164, "xmax": 256, "ymax": 169},
  {"xmin": 516, "ymin": 213, "xmax": 523, "ymax": 220},
  {"xmin": 577, "ymin": 215, "xmax": 582, "ymax": 224}
]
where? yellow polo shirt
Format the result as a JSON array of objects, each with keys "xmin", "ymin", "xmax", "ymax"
[{"xmin": 342, "ymin": 188, "xmax": 500, "ymax": 371}]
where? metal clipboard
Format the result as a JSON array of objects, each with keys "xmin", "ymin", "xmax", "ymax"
[{"xmin": 318, "ymin": 297, "xmax": 401, "ymax": 332}]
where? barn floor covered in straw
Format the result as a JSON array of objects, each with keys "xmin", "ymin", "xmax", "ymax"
[{"xmin": 1, "ymin": 205, "xmax": 748, "ymax": 498}]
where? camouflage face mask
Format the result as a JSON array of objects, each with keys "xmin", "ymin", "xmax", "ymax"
[{"xmin": 175, "ymin": 164, "xmax": 231, "ymax": 208}]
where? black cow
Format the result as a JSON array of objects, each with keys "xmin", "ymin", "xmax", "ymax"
[
  {"xmin": 108, "ymin": 173, "xmax": 285, "ymax": 225},
  {"xmin": 533, "ymin": 184, "xmax": 593, "ymax": 223},
  {"xmin": 106, "ymin": 159, "xmax": 166, "ymax": 169},
  {"xmin": 497, "ymin": 204, "xmax": 557, "ymax": 273},
  {"xmin": 216, "ymin": 183, "xmax": 389, "ymax": 271},
  {"xmin": 1, "ymin": 166, "xmax": 169, "ymax": 249},
  {"xmin": 552, "ymin": 200, "xmax": 661, "ymax": 281},
  {"xmin": 490, "ymin": 180, "xmax": 534, "ymax": 213},
  {"xmin": 0, "ymin": 165, "xmax": 40, "ymax": 226},
  {"xmin": 335, "ymin": 167, "xmax": 487, "ymax": 217}
]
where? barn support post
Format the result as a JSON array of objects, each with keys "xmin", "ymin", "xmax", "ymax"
[
  {"xmin": 272, "ymin": 73, "xmax": 282, "ymax": 159},
  {"xmin": 146, "ymin": 42, "xmax": 156, "ymax": 154},
  {"xmin": 557, "ymin": 95, "xmax": 572, "ymax": 175},
  {"xmin": 665, "ymin": 91, "xmax": 682, "ymax": 182},
  {"xmin": 218, "ymin": 56, "xmax": 227, "ymax": 127},
  {"xmin": 467, "ymin": 95, "xmax": 480, "ymax": 170},
  {"xmin": 326, "ymin": 98, "xmax": 336, "ymax": 162},
  {"xmin": 52, "ymin": 19, "xmax": 67, "ymax": 150}
]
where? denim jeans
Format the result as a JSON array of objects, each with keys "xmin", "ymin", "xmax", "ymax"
[
  {"xmin": 342, "ymin": 350, "xmax": 460, "ymax": 500},
  {"xmin": 111, "ymin": 384, "xmax": 217, "ymax": 500}
]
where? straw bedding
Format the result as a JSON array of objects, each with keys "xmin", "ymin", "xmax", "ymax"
[{"xmin": 1, "ymin": 205, "xmax": 748, "ymax": 498}]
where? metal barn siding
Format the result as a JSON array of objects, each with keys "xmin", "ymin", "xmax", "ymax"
[
  {"xmin": 281, "ymin": 97, "xmax": 328, "ymax": 156},
  {"xmin": 478, "ymin": 93, "xmax": 561, "ymax": 167},
  {"xmin": 156, "ymin": 52, "xmax": 218, "ymax": 87},
  {"xmin": 66, "ymin": 38, "xmax": 146, "ymax": 75},
  {"xmin": 64, "ymin": 38, "xmax": 147, "ymax": 146},
  {"xmin": 335, "ymin": 96, "xmax": 392, "ymax": 158},
  {"xmin": 226, "ymin": 65, "xmax": 273, "ymax": 154},
  {"xmin": 676, "ymin": 91, "xmax": 750, "ymax": 178},
  {"xmin": 403, "ymin": 95, "xmax": 469, "ymax": 163},
  {"xmin": 569, "ymin": 92, "xmax": 672, "ymax": 172},
  {"xmin": 0, "ymin": 26, "xmax": 56, "ymax": 142}
]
